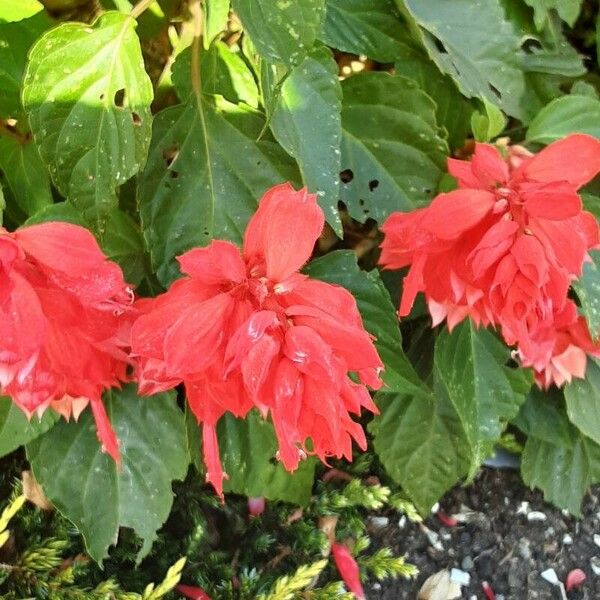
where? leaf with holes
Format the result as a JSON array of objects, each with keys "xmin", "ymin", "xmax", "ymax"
[
  {"xmin": 304, "ymin": 250, "xmax": 427, "ymax": 396},
  {"xmin": 319, "ymin": 0, "xmax": 412, "ymax": 63},
  {"xmin": 0, "ymin": 135, "xmax": 52, "ymax": 216},
  {"xmin": 22, "ymin": 11, "xmax": 153, "ymax": 229},
  {"xmin": 138, "ymin": 95, "xmax": 298, "ymax": 286},
  {"xmin": 27, "ymin": 385, "xmax": 188, "ymax": 564},
  {"xmin": 339, "ymin": 72, "xmax": 447, "ymax": 224},
  {"xmin": 231, "ymin": 0, "xmax": 325, "ymax": 66},
  {"xmin": 270, "ymin": 46, "xmax": 342, "ymax": 233},
  {"xmin": 396, "ymin": 0, "xmax": 527, "ymax": 119},
  {"xmin": 523, "ymin": 0, "xmax": 582, "ymax": 29},
  {"xmin": 0, "ymin": 397, "xmax": 57, "ymax": 458}
]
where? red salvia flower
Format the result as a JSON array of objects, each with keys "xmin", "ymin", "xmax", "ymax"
[
  {"xmin": 131, "ymin": 183, "xmax": 383, "ymax": 497},
  {"xmin": 0, "ymin": 222, "xmax": 134, "ymax": 462},
  {"xmin": 331, "ymin": 543, "xmax": 365, "ymax": 599},
  {"xmin": 380, "ymin": 134, "xmax": 600, "ymax": 384}
]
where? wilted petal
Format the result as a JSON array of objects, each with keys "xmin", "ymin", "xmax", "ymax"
[{"xmin": 331, "ymin": 543, "xmax": 365, "ymax": 599}]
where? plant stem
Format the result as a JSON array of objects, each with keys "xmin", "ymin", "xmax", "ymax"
[{"xmin": 129, "ymin": 0, "xmax": 156, "ymax": 20}]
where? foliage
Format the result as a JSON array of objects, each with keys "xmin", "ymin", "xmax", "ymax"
[{"xmin": 0, "ymin": 0, "xmax": 599, "ymax": 578}]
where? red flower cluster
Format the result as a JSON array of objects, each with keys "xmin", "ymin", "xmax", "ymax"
[
  {"xmin": 380, "ymin": 134, "xmax": 600, "ymax": 387},
  {"xmin": 131, "ymin": 184, "xmax": 383, "ymax": 496},
  {"xmin": 0, "ymin": 223, "xmax": 134, "ymax": 462}
]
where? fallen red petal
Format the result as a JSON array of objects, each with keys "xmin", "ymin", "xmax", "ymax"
[
  {"xmin": 176, "ymin": 584, "xmax": 212, "ymax": 600},
  {"xmin": 565, "ymin": 568, "xmax": 586, "ymax": 591},
  {"xmin": 482, "ymin": 581, "xmax": 496, "ymax": 600}
]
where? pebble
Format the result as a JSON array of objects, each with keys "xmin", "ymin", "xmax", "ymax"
[
  {"xmin": 517, "ymin": 501, "xmax": 530, "ymax": 515},
  {"xmin": 594, "ymin": 533, "xmax": 600, "ymax": 547},
  {"xmin": 461, "ymin": 555, "xmax": 474, "ymax": 571},
  {"xmin": 372, "ymin": 583, "xmax": 381, "ymax": 591},
  {"xmin": 398, "ymin": 515, "xmax": 407, "ymax": 529},
  {"xmin": 527, "ymin": 511, "xmax": 547, "ymax": 522},
  {"xmin": 368, "ymin": 516, "xmax": 389, "ymax": 529},
  {"xmin": 541, "ymin": 568, "xmax": 559, "ymax": 585},
  {"xmin": 450, "ymin": 568, "xmax": 471, "ymax": 586},
  {"xmin": 563, "ymin": 534, "xmax": 573, "ymax": 545},
  {"xmin": 591, "ymin": 556, "xmax": 600, "ymax": 576},
  {"xmin": 518, "ymin": 538, "xmax": 532, "ymax": 561}
]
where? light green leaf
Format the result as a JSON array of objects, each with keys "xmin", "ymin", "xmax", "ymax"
[
  {"xmin": 370, "ymin": 390, "xmax": 470, "ymax": 515},
  {"xmin": 565, "ymin": 359, "xmax": 600, "ymax": 445},
  {"xmin": 0, "ymin": 0, "xmax": 43, "ymax": 22},
  {"xmin": 231, "ymin": 0, "xmax": 325, "ymax": 66},
  {"xmin": 527, "ymin": 95, "xmax": 600, "ymax": 143},
  {"xmin": 0, "ymin": 12, "xmax": 52, "ymax": 119},
  {"xmin": 339, "ymin": 72, "xmax": 447, "ymax": 224},
  {"xmin": 319, "ymin": 0, "xmax": 411, "ymax": 63},
  {"xmin": 471, "ymin": 98, "xmax": 507, "ymax": 142},
  {"xmin": 25, "ymin": 200, "xmax": 89, "ymax": 226},
  {"xmin": 22, "ymin": 11, "xmax": 154, "ymax": 229},
  {"xmin": 0, "ymin": 136, "xmax": 52, "ymax": 216},
  {"xmin": 573, "ymin": 250, "xmax": 600, "ymax": 341},
  {"xmin": 203, "ymin": 0, "xmax": 230, "ymax": 48},
  {"xmin": 27, "ymin": 385, "xmax": 188, "ymax": 564},
  {"xmin": 304, "ymin": 251, "xmax": 427, "ymax": 397},
  {"xmin": 219, "ymin": 411, "xmax": 316, "ymax": 505},
  {"xmin": 394, "ymin": 46, "xmax": 474, "ymax": 150},
  {"xmin": 138, "ymin": 95, "xmax": 298, "ymax": 286},
  {"xmin": 172, "ymin": 41, "xmax": 259, "ymax": 108},
  {"xmin": 397, "ymin": 0, "xmax": 527, "ymax": 118},
  {"xmin": 270, "ymin": 46, "xmax": 342, "ymax": 233},
  {"xmin": 523, "ymin": 0, "xmax": 582, "ymax": 29},
  {"xmin": 0, "ymin": 397, "xmax": 57, "ymax": 458}
]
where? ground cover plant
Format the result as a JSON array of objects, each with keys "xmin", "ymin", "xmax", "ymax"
[{"xmin": 1, "ymin": 0, "xmax": 600, "ymax": 596}]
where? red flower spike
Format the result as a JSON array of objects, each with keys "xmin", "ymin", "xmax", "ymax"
[
  {"xmin": 331, "ymin": 543, "xmax": 365, "ymax": 599},
  {"xmin": 0, "ymin": 222, "xmax": 134, "ymax": 462},
  {"xmin": 176, "ymin": 584, "xmax": 212, "ymax": 600},
  {"xmin": 565, "ymin": 568, "xmax": 586, "ymax": 592},
  {"xmin": 130, "ymin": 183, "xmax": 383, "ymax": 497},
  {"xmin": 380, "ymin": 135, "xmax": 600, "ymax": 386},
  {"xmin": 482, "ymin": 581, "xmax": 496, "ymax": 600}
]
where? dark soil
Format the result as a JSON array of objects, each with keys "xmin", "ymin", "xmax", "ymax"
[{"xmin": 366, "ymin": 468, "xmax": 600, "ymax": 599}]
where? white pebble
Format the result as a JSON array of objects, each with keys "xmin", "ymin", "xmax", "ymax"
[
  {"xmin": 563, "ymin": 534, "xmax": 573, "ymax": 545},
  {"xmin": 591, "ymin": 556, "xmax": 600, "ymax": 576},
  {"xmin": 527, "ymin": 511, "xmax": 547, "ymax": 522},
  {"xmin": 450, "ymin": 568, "xmax": 471, "ymax": 586},
  {"xmin": 541, "ymin": 568, "xmax": 559, "ymax": 585}
]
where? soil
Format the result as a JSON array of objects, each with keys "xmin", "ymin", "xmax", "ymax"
[{"xmin": 366, "ymin": 468, "xmax": 600, "ymax": 599}]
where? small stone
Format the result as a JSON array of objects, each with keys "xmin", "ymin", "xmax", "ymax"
[
  {"xmin": 441, "ymin": 532, "xmax": 452, "ymax": 541},
  {"xmin": 461, "ymin": 556, "xmax": 474, "ymax": 571},
  {"xmin": 372, "ymin": 583, "xmax": 382, "ymax": 591},
  {"xmin": 450, "ymin": 568, "xmax": 471, "ymax": 587},
  {"xmin": 563, "ymin": 534, "xmax": 573, "ymax": 545},
  {"xmin": 398, "ymin": 515, "xmax": 407, "ymax": 529},
  {"xmin": 496, "ymin": 595, "xmax": 506, "ymax": 600},
  {"xmin": 527, "ymin": 511, "xmax": 547, "ymax": 522},
  {"xmin": 368, "ymin": 516, "xmax": 389, "ymax": 529},
  {"xmin": 541, "ymin": 568, "xmax": 559, "ymax": 585},
  {"xmin": 591, "ymin": 556, "xmax": 600, "ymax": 576},
  {"xmin": 594, "ymin": 533, "xmax": 600, "ymax": 548},
  {"xmin": 431, "ymin": 502, "xmax": 440, "ymax": 513},
  {"xmin": 518, "ymin": 538, "xmax": 532, "ymax": 561},
  {"xmin": 517, "ymin": 501, "xmax": 530, "ymax": 515}
]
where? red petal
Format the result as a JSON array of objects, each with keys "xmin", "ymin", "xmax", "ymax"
[
  {"xmin": 243, "ymin": 184, "xmax": 324, "ymax": 281},
  {"xmin": 471, "ymin": 143, "xmax": 509, "ymax": 186},
  {"xmin": 177, "ymin": 240, "xmax": 246, "ymax": 284},
  {"xmin": 521, "ymin": 182, "xmax": 582, "ymax": 220},
  {"xmin": 177, "ymin": 584, "xmax": 213, "ymax": 600},
  {"xmin": 447, "ymin": 157, "xmax": 480, "ymax": 188},
  {"xmin": 523, "ymin": 134, "xmax": 600, "ymax": 189},
  {"xmin": 421, "ymin": 190, "xmax": 495, "ymax": 240},
  {"xmin": 331, "ymin": 543, "xmax": 365, "ymax": 599},
  {"xmin": 202, "ymin": 421, "xmax": 225, "ymax": 500},
  {"xmin": 437, "ymin": 511, "xmax": 458, "ymax": 527},
  {"xmin": 482, "ymin": 581, "xmax": 496, "ymax": 600},
  {"xmin": 90, "ymin": 398, "xmax": 120, "ymax": 465},
  {"xmin": 565, "ymin": 568, "xmax": 586, "ymax": 592}
]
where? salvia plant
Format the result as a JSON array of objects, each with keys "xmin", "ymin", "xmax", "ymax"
[{"xmin": 0, "ymin": 0, "xmax": 599, "ymax": 593}]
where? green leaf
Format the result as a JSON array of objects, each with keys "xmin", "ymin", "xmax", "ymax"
[
  {"xmin": 219, "ymin": 411, "xmax": 316, "ymax": 505},
  {"xmin": 203, "ymin": 0, "xmax": 230, "ymax": 48},
  {"xmin": 231, "ymin": 0, "xmax": 325, "ymax": 66},
  {"xmin": 25, "ymin": 200, "xmax": 89, "ymax": 226},
  {"xmin": 434, "ymin": 322, "xmax": 530, "ymax": 477},
  {"xmin": 565, "ymin": 359, "xmax": 600, "ymax": 446},
  {"xmin": 339, "ymin": 72, "xmax": 447, "ymax": 224},
  {"xmin": 394, "ymin": 46, "xmax": 473, "ymax": 150},
  {"xmin": 304, "ymin": 251, "xmax": 427, "ymax": 397},
  {"xmin": 471, "ymin": 98, "xmax": 507, "ymax": 142},
  {"xmin": 0, "ymin": 0, "xmax": 44, "ymax": 22},
  {"xmin": 270, "ymin": 46, "xmax": 342, "ymax": 233},
  {"xmin": 0, "ymin": 398, "xmax": 57, "ymax": 458},
  {"xmin": 319, "ymin": 0, "xmax": 411, "ymax": 63},
  {"xmin": 397, "ymin": 0, "xmax": 527, "ymax": 119},
  {"xmin": 371, "ymin": 320, "xmax": 531, "ymax": 513},
  {"xmin": 138, "ymin": 95, "xmax": 298, "ymax": 286},
  {"xmin": 27, "ymin": 385, "xmax": 188, "ymax": 564},
  {"xmin": 527, "ymin": 95, "xmax": 600, "ymax": 143},
  {"xmin": 523, "ymin": 0, "xmax": 582, "ymax": 29},
  {"xmin": 573, "ymin": 250, "xmax": 600, "ymax": 341},
  {"xmin": 370, "ymin": 390, "xmax": 470, "ymax": 515},
  {"xmin": 0, "ymin": 136, "xmax": 52, "ymax": 216},
  {"xmin": 0, "ymin": 12, "xmax": 52, "ymax": 119},
  {"xmin": 172, "ymin": 41, "xmax": 259, "ymax": 108},
  {"xmin": 22, "ymin": 12, "xmax": 154, "ymax": 229}
]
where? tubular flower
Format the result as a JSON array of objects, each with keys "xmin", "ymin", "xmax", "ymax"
[
  {"xmin": 380, "ymin": 134, "xmax": 600, "ymax": 383},
  {"xmin": 0, "ymin": 222, "xmax": 134, "ymax": 462},
  {"xmin": 131, "ymin": 183, "xmax": 383, "ymax": 497}
]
